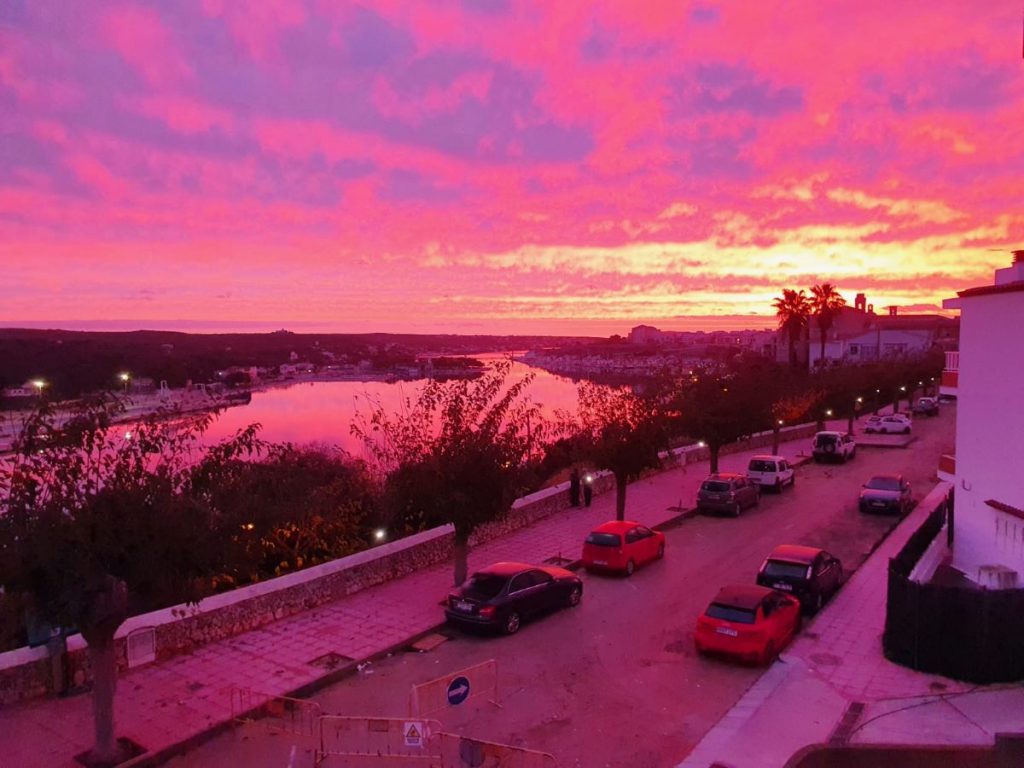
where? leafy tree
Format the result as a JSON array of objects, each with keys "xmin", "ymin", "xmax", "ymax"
[
  {"xmin": 198, "ymin": 444, "xmax": 376, "ymax": 586},
  {"xmin": 564, "ymin": 382, "xmax": 665, "ymax": 521},
  {"xmin": 0, "ymin": 399, "xmax": 263, "ymax": 766},
  {"xmin": 773, "ymin": 289, "xmax": 812, "ymax": 369},
  {"xmin": 671, "ymin": 360, "xmax": 774, "ymax": 473},
  {"xmin": 809, "ymin": 283, "xmax": 847, "ymax": 368},
  {"xmin": 351, "ymin": 358, "xmax": 542, "ymax": 586}
]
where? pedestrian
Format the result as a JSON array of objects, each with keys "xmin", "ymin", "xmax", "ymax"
[
  {"xmin": 569, "ymin": 468, "xmax": 581, "ymax": 507},
  {"xmin": 583, "ymin": 474, "xmax": 593, "ymax": 507}
]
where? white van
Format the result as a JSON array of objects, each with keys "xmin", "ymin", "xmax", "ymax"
[{"xmin": 746, "ymin": 454, "xmax": 795, "ymax": 492}]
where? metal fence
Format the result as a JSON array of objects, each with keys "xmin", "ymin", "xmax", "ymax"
[{"xmin": 408, "ymin": 659, "xmax": 499, "ymax": 720}]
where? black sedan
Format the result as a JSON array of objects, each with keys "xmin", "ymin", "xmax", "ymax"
[
  {"xmin": 756, "ymin": 544, "xmax": 843, "ymax": 613},
  {"xmin": 445, "ymin": 562, "xmax": 583, "ymax": 635},
  {"xmin": 859, "ymin": 474, "xmax": 913, "ymax": 515}
]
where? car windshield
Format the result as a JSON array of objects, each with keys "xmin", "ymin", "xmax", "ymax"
[
  {"xmin": 463, "ymin": 574, "xmax": 507, "ymax": 600},
  {"xmin": 705, "ymin": 603, "xmax": 756, "ymax": 624},
  {"xmin": 748, "ymin": 460, "xmax": 775, "ymax": 472},
  {"xmin": 763, "ymin": 560, "xmax": 811, "ymax": 580},
  {"xmin": 586, "ymin": 532, "xmax": 621, "ymax": 547},
  {"xmin": 865, "ymin": 477, "xmax": 901, "ymax": 491},
  {"xmin": 701, "ymin": 481, "xmax": 731, "ymax": 492}
]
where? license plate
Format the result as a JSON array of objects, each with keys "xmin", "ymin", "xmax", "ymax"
[
  {"xmin": 773, "ymin": 582, "xmax": 792, "ymax": 591},
  {"xmin": 872, "ymin": 501, "xmax": 886, "ymax": 507},
  {"xmin": 455, "ymin": 600, "xmax": 473, "ymax": 612},
  {"xmin": 715, "ymin": 627, "xmax": 738, "ymax": 637},
  {"xmin": 593, "ymin": 560, "xmax": 607, "ymax": 566}
]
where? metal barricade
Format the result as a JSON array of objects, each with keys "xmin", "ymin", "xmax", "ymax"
[
  {"xmin": 317, "ymin": 716, "xmax": 443, "ymax": 766},
  {"xmin": 408, "ymin": 659, "xmax": 499, "ymax": 720},
  {"xmin": 436, "ymin": 732, "xmax": 558, "ymax": 767},
  {"xmin": 230, "ymin": 686, "xmax": 321, "ymax": 744}
]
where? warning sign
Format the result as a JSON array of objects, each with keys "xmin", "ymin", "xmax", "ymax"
[{"xmin": 404, "ymin": 720, "xmax": 424, "ymax": 748}]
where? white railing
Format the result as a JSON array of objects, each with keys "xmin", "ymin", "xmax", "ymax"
[{"xmin": 944, "ymin": 351, "xmax": 959, "ymax": 372}]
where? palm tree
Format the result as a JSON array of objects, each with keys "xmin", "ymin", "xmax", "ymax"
[
  {"xmin": 773, "ymin": 289, "xmax": 811, "ymax": 368},
  {"xmin": 810, "ymin": 284, "xmax": 847, "ymax": 369}
]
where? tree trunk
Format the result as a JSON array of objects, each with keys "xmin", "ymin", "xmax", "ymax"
[
  {"xmin": 847, "ymin": 412, "xmax": 854, "ymax": 434},
  {"xmin": 615, "ymin": 473, "xmax": 627, "ymax": 521},
  {"xmin": 788, "ymin": 336, "xmax": 797, "ymax": 368},
  {"xmin": 819, "ymin": 331, "xmax": 826, "ymax": 370},
  {"xmin": 709, "ymin": 445, "xmax": 720, "ymax": 473},
  {"xmin": 88, "ymin": 632, "xmax": 119, "ymax": 764},
  {"xmin": 80, "ymin": 576, "xmax": 128, "ymax": 766},
  {"xmin": 452, "ymin": 532, "xmax": 470, "ymax": 587},
  {"xmin": 772, "ymin": 424, "xmax": 780, "ymax": 455}
]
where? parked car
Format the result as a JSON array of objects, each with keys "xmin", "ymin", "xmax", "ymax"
[
  {"xmin": 697, "ymin": 473, "xmax": 760, "ymax": 517},
  {"xmin": 445, "ymin": 562, "xmax": 583, "ymax": 635},
  {"xmin": 756, "ymin": 545, "xmax": 843, "ymax": 613},
  {"xmin": 863, "ymin": 414, "xmax": 912, "ymax": 434},
  {"xmin": 582, "ymin": 520, "xmax": 665, "ymax": 576},
  {"xmin": 694, "ymin": 584, "xmax": 801, "ymax": 665},
  {"xmin": 912, "ymin": 397, "xmax": 939, "ymax": 416},
  {"xmin": 859, "ymin": 474, "xmax": 913, "ymax": 515},
  {"xmin": 747, "ymin": 454, "xmax": 795, "ymax": 492},
  {"xmin": 812, "ymin": 431, "xmax": 856, "ymax": 463}
]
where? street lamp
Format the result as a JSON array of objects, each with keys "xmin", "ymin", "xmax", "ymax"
[
  {"xmin": 31, "ymin": 379, "xmax": 46, "ymax": 397},
  {"xmin": 118, "ymin": 372, "xmax": 130, "ymax": 394}
]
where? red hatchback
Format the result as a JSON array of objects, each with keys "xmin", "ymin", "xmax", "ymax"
[
  {"xmin": 581, "ymin": 520, "xmax": 665, "ymax": 576},
  {"xmin": 694, "ymin": 584, "xmax": 801, "ymax": 665}
]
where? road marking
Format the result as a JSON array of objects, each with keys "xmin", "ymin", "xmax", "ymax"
[{"xmin": 287, "ymin": 744, "xmax": 296, "ymax": 768}]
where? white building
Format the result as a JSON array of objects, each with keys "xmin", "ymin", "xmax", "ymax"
[{"xmin": 941, "ymin": 252, "xmax": 1024, "ymax": 585}]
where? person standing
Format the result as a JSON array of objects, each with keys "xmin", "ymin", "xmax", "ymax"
[
  {"xmin": 569, "ymin": 468, "xmax": 581, "ymax": 507},
  {"xmin": 583, "ymin": 474, "xmax": 593, "ymax": 507}
]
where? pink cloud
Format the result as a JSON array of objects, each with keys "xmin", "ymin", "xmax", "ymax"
[
  {"xmin": 131, "ymin": 95, "xmax": 236, "ymax": 135},
  {"xmin": 103, "ymin": 6, "xmax": 193, "ymax": 87}
]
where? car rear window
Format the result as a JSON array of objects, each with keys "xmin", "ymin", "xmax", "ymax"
[
  {"xmin": 585, "ymin": 532, "xmax": 621, "ymax": 547},
  {"xmin": 701, "ymin": 481, "xmax": 731, "ymax": 492},
  {"xmin": 866, "ymin": 477, "xmax": 901, "ymax": 491},
  {"xmin": 763, "ymin": 560, "xmax": 811, "ymax": 580},
  {"xmin": 705, "ymin": 603, "xmax": 756, "ymax": 624},
  {"xmin": 748, "ymin": 460, "xmax": 775, "ymax": 472},
  {"xmin": 463, "ymin": 574, "xmax": 507, "ymax": 600},
  {"xmin": 816, "ymin": 435, "xmax": 837, "ymax": 446}
]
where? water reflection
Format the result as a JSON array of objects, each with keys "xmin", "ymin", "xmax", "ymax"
[{"xmin": 202, "ymin": 359, "xmax": 589, "ymax": 456}]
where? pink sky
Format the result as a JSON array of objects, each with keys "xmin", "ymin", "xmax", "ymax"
[{"xmin": 1, "ymin": 1, "xmax": 1021, "ymax": 335}]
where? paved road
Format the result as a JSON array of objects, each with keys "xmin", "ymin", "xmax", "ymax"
[{"xmin": 170, "ymin": 410, "xmax": 954, "ymax": 768}]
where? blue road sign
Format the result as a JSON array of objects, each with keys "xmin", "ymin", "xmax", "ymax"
[{"xmin": 447, "ymin": 675, "xmax": 471, "ymax": 706}]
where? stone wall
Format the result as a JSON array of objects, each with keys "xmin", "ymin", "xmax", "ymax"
[{"xmin": 0, "ymin": 425, "xmax": 816, "ymax": 705}]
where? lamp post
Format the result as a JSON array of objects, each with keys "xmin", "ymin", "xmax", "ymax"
[
  {"xmin": 772, "ymin": 419, "xmax": 783, "ymax": 455},
  {"xmin": 31, "ymin": 379, "xmax": 46, "ymax": 398},
  {"xmin": 118, "ymin": 372, "xmax": 130, "ymax": 394}
]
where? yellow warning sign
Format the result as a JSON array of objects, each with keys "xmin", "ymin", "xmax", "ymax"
[{"xmin": 404, "ymin": 720, "xmax": 424, "ymax": 748}]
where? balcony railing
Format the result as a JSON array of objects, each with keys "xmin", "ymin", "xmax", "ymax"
[{"xmin": 944, "ymin": 351, "xmax": 959, "ymax": 372}]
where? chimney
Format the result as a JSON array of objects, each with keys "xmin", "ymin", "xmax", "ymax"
[
  {"xmin": 995, "ymin": 249, "xmax": 1024, "ymax": 286},
  {"xmin": 888, "ymin": 306, "xmax": 898, "ymax": 317},
  {"xmin": 854, "ymin": 293, "xmax": 866, "ymax": 312}
]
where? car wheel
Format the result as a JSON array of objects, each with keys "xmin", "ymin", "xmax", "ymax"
[
  {"xmin": 503, "ymin": 611, "xmax": 521, "ymax": 635},
  {"xmin": 657, "ymin": 542, "xmax": 665, "ymax": 559},
  {"xmin": 775, "ymin": 479, "xmax": 782, "ymax": 493},
  {"xmin": 790, "ymin": 474, "xmax": 796, "ymax": 487},
  {"xmin": 731, "ymin": 501, "xmax": 741, "ymax": 517},
  {"xmin": 761, "ymin": 640, "xmax": 777, "ymax": 666},
  {"xmin": 625, "ymin": 559, "xmax": 635, "ymax": 577},
  {"xmin": 567, "ymin": 584, "xmax": 582, "ymax": 607},
  {"xmin": 903, "ymin": 427, "xmax": 911, "ymax": 434},
  {"xmin": 813, "ymin": 593, "xmax": 824, "ymax": 613}
]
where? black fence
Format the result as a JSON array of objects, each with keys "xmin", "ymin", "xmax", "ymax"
[{"xmin": 884, "ymin": 489, "xmax": 1024, "ymax": 683}]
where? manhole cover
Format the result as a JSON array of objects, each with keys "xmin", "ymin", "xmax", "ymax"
[
  {"xmin": 664, "ymin": 639, "xmax": 690, "ymax": 654},
  {"xmin": 308, "ymin": 652, "xmax": 353, "ymax": 670},
  {"xmin": 186, "ymin": 681, "xmax": 205, "ymax": 692},
  {"xmin": 411, "ymin": 633, "xmax": 449, "ymax": 653}
]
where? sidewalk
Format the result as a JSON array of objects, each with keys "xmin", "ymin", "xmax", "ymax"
[
  {"xmin": 678, "ymin": 481, "xmax": 1024, "ymax": 768},
  {"xmin": 0, "ymin": 424, "xmax": 841, "ymax": 768}
]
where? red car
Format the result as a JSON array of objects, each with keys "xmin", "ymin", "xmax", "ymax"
[
  {"xmin": 581, "ymin": 520, "xmax": 665, "ymax": 576},
  {"xmin": 694, "ymin": 584, "xmax": 801, "ymax": 665}
]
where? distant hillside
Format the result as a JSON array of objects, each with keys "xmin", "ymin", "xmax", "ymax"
[{"xmin": 0, "ymin": 329, "xmax": 597, "ymax": 399}]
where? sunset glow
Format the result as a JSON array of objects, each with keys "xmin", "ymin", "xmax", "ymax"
[{"xmin": 1, "ymin": 1, "xmax": 1020, "ymax": 335}]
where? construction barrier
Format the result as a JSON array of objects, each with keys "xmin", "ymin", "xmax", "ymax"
[
  {"xmin": 230, "ymin": 687, "xmax": 321, "ymax": 747},
  {"xmin": 436, "ymin": 733, "xmax": 558, "ymax": 768},
  {"xmin": 316, "ymin": 716, "xmax": 442, "ymax": 766},
  {"xmin": 408, "ymin": 659, "xmax": 499, "ymax": 720}
]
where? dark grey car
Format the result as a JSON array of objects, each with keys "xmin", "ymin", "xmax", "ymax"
[
  {"xmin": 697, "ymin": 473, "xmax": 760, "ymax": 517},
  {"xmin": 859, "ymin": 474, "xmax": 913, "ymax": 515}
]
